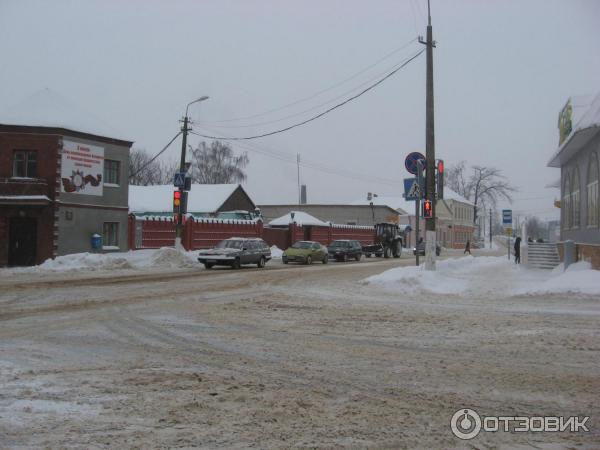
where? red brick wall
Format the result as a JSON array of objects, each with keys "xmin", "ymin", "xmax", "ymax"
[
  {"xmin": 0, "ymin": 132, "xmax": 59, "ymax": 266},
  {"xmin": 0, "ymin": 132, "xmax": 59, "ymax": 197}
]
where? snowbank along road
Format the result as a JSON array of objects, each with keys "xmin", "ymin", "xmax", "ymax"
[{"xmin": 0, "ymin": 251, "xmax": 599, "ymax": 448}]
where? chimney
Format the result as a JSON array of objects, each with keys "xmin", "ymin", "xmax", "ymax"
[{"xmin": 300, "ymin": 185, "xmax": 307, "ymax": 204}]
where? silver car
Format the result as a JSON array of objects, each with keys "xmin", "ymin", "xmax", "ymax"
[{"xmin": 198, "ymin": 238, "xmax": 271, "ymax": 269}]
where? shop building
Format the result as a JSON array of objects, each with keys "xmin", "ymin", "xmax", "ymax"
[{"xmin": 0, "ymin": 90, "xmax": 133, "ymax": 266}]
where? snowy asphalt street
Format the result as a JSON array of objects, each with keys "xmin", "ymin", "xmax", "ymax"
[{"xmin": 1, "ymin": 253, "xmax": 599, "ymax": 448}]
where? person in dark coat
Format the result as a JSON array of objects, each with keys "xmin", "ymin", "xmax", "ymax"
[
  {"xmin": 514, "ymin": 237, "xmax": 521, "ymax": 264},
  {"xmin": 464, "ymin": 239, "xmax": 471, "ymax": 255}
]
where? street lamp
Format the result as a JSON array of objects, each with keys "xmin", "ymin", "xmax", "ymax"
[{"xmin": 175, "ymin": 95, "xmax": 209, "ymax": 250}]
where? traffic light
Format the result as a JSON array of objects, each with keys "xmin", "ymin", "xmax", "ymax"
[
  {"xmin": 173, "ymin": 190, "xmax": 181, "ymax": 213},
  {"xmin": 423, "ymin": 199, "xmax": 433, "ymax": 218},
  {"xmin": 436, "ymin": 159, "xmax": 444, "ymax": 199}
]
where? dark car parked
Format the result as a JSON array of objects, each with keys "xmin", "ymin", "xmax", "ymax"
[
  {"xmin": 327, "ymin": 239, "xmax": 363, "ymax": 262},
  {"xmin": 413, "ymin": 240, "xmax": 441, "ymax": 256},
  {"xmin": 198, "ymin": 237, "xmax": 271, "ymax": 269}
]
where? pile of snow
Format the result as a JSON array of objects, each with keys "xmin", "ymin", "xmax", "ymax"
[
  {"xmin": 515, "ymin": 261, "xmax": 600, "ymax": 296},
  {"xmin": 147, "ymin": 247, "xmax": 198, "ymax": 269},
  {"xmin": 365, "ymin": 256, "xmax": 600, "ymax": 298},
  {"xmin": 270, "ymin": 246, "xmax": 284, "ymax": 259},
  {"xmin": 1, "ymin": 248, "xmax": 199, "ymax": 275}
]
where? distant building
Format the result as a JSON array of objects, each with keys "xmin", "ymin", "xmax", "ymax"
[
  {"xmin": 129, "ymin": 184, "xmax": 256, "ymax": 218},
  {"xmin": 258, "ymin": 203, "xmax": 405, "ymax": 227},
  {"xmin": 0, "ymin": 89, "xmax": 133, "ymax": 266}
]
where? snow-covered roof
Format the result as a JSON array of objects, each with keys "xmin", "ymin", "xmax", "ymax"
[
  {"xmin": 0, "ymin": 88, "xmax": 133, "ymax": 143},
  {"xmin": 129, "ymin": 184, "xmax": 243, "ymax": 213},
  {"xmin": 268, "ymin": 211, "xmax": 329, "ymax": 227},
  {"xmin": 548, "ymin": 92, "xmax": 600, "ymax": 167}
]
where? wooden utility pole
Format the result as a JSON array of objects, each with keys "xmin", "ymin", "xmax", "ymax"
[{"xmin": 419, "ymin": 0, "xmax": 437, "ymax": 270}]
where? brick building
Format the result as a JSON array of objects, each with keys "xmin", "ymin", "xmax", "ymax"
[{"xmin": 0, "ymin": 89, "xmax": 133, "ymax": 266}]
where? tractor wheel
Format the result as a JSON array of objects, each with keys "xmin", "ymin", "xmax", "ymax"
[
  {"xmin": 393, "ymin": 241, "xmax": 402, "ymax": 258},
  {"xmin": 383, "ymin": 247, "xmax": 391, "ymax": 258}
]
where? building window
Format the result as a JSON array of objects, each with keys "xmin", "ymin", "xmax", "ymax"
[
  {"xmin": 13, "ymin": 151, "xmax": 37, "ymax": 177},
  {"xmin": 104, "ymin": 159, "xmax": 120, "ymax": 185},
  {"xmin": 562, "ymin": 174, "xmax": 571, "ymax": 230},
  {"xmin": 571, "ymin": 167, "xmax": 580, "ymax": 228},
  {"xmin": 103, "ymin": 222, "xmax": 119, "ymax": 247},
  {"xmin": 587, "ymin": 153, "xmax": 598, "ymax": 227}
]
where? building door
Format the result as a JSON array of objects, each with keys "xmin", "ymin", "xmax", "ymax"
[{"xmin": 8, "ymin": 218, "xmax": 37, "ymax": 266}]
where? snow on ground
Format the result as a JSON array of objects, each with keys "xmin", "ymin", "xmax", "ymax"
[
  {"xmin": 270, "ymin": 246, "xmax": 283, "ymax": 259},
  {"xmin": 0, "ymin": 248, "xmax": 199, "ymax": 276},
  {"xmin": 365, "ymin": 255, "xmax": 600, "ymax": 298}
]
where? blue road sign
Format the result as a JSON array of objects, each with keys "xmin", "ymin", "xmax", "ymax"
[
  {"xmin": 502, "ymin": 209, "xmax": 512, "ymax": 224},
  {"xmin": 405, "ymin": 152, "xmax": 426, "ymax": 175},
  {"xmin": 173, "ymin": 172, "xmax": 186, "ymax": 188},
  {"xmin": 403, "ymin": 177, "xmax": 425, "ymax": 201}
]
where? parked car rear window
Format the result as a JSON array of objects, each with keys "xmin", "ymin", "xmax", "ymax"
[
  {"xmin": 217, "ymin": 240, "xmax": 244, "ymax": 249},
  {"xmin": 292, "ymin": 241, "xmax": 312, "ymax": 249}
]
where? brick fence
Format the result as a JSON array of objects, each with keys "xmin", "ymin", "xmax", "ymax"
[{"xmin": 129, "ymin": 215, "xmax": 376, "ymax": 251}]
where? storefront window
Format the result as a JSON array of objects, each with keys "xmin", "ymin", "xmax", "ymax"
[
  {"xmin": 587, "ymin": 153, "xmax": 598, "ymax": 227},
  {"xmin": 572, "ymin": 167, "xmax": 580, "ymax": 228}
]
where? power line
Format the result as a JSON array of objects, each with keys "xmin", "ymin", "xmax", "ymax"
[
  {"xmin": 129, "ymin": 131, "xmax": 182, "ymax": 178},
  {"xmin": 201, "ymin": 37, "xmax": 418, "ymax": 124},
  {"xmin": 205, "ymin": 54, "xmax": 423, "ymax": 130},
  {"xmin": 192, "ymin": 48, "xmax": 425, "ymax": 141},
  {"xmin": 189, "ymin": 128, "xmax": 401, "ymax": 187}
]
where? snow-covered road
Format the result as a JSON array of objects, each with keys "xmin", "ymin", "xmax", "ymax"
[{"xmin": 0, "ymin": 251, "xmax": 598, "ymax": 448}]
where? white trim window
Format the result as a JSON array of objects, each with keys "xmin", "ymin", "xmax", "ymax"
[
  {"xmin": 103, "ymin": 222, "xmax": 119, "ymax": 247},
  {"xmin": 562, "ymin": 174, "xmax": 571, "ymax": 230},
  {"xmin": 587, "ymin": 153, "xmax": 598, "ymax": 227},
  {"xmin": 104, "ymin": 159, "xmax": 120, "ymax": 185},
  {"xmin": 572, "ymin": 167, "xmax": 580, "ymax": 229}
]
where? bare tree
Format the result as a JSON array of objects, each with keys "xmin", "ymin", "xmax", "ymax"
[
  {"xmin": 525, "ymin": 216, "xmax": 545, "ymax": 239},
  {"xmin": 129, "ymin": 148, "xmax": 178, "ymax": 185},
  {"xmin": 188, "ymin": 141, "xmax": 249, "ymax": 184},
  {"xmin": 446, "ymin": 162, "xmax": 517, "ymax": 228}
]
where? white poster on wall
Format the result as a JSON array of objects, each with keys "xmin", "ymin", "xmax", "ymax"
[{"xmin": 60, "ymin": 140, "xmax": 104, "ymax": 196}]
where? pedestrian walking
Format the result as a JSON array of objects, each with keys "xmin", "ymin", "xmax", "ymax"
[
  {"xmin": 514, "ymin": 236, "xmax": 521, "ymax": 264},
  {"xmin": 464, "ymin": 239, "xmax": 471, "ymax": 255}
]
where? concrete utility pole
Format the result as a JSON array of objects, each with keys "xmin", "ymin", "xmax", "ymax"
[
  {"xmin": 419, "ymin": 0, "xmax": 437, "ymax": 270},
  {"xmin": 175, "ymin": 96, "xmax": 209, "ymax": 250}
]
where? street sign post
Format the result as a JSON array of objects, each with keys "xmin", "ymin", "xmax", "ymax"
[
  {"xmin": 503, "ymin": 209, "xmax": 513, "ymax": 260},
  {"xmin": 403, "ymin": 177, "xmax": 425, "ymax": 201},
  {"xmin": 173, "ymin": 172, "xmax": 186, "ymax": 188},
  {"xmin": 405, "ymin": 152, "xmax": 426, "ymax": 175}
]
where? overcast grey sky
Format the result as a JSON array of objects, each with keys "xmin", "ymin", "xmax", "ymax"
[{"xmin": 1, "ymin": 0, "xmax": 599, "ymax": 219}]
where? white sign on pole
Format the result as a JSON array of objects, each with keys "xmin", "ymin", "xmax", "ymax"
[{"xmin": 60, "ymin": 140, "xmax": 104, "ymax": 196}]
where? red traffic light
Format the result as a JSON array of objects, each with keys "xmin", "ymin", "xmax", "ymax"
[
  {"xmin": 173, "ymin": 190, "xmax": 181, "ymax": 206},
  {"xmin": 437, "ymin": 160, "xmax": 444, "ymax": 174},
  {"xmin": 423, "ymin": 199, "xmax": 433, "ymax": 218}
]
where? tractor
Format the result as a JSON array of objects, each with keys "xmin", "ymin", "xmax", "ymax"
[{"xmin": 362, "ymin": 223, "xmax": 411, "ymax": 258}]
